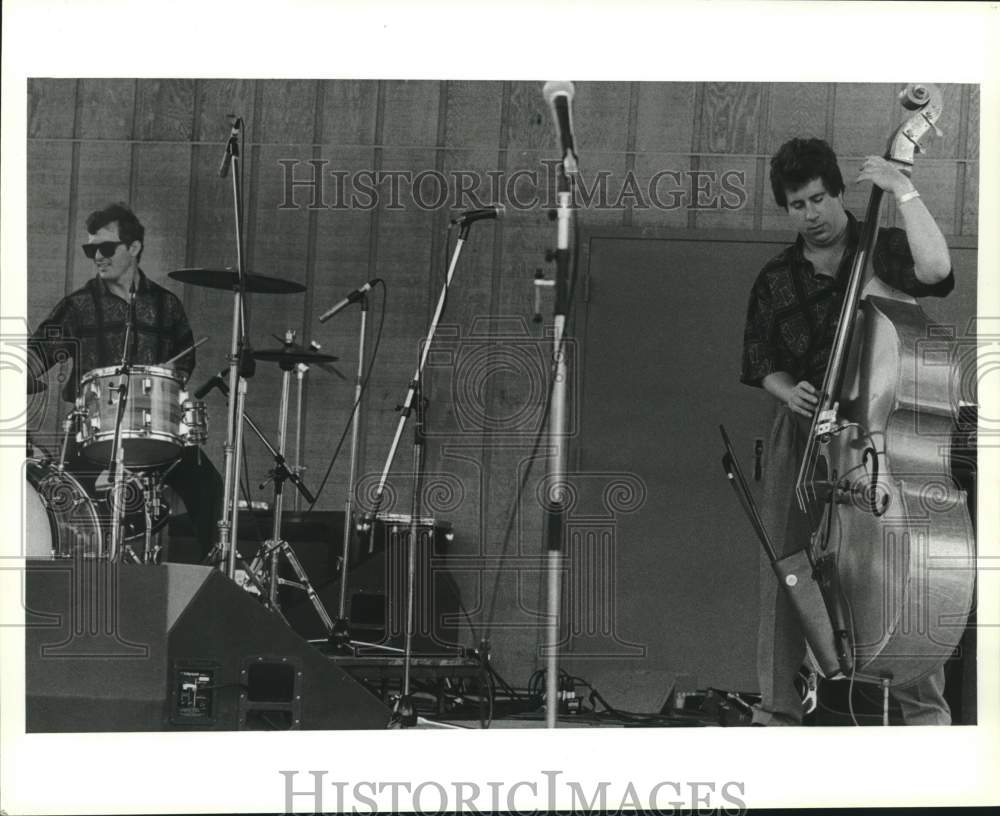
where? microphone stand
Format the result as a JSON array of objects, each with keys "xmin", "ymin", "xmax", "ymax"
[
  {"xmin": 212, "ymin": 117, "xmax": 256, "ymax": 581},
  {"xmin": 364, "ymin": 224, "xmax": 474, "ymax": 535},
  {"xmin": 329, "ymin": 293, "xmax": 370, "ymax": 650},
  {"xmin": 359, "ymin": 223, "xmax": 477, "ymax": 724},
  {"xmin": 543, "ymin": 158, "xmax": 575, "ymax": 728},
  {"xmin": 393, "ymin": 379, "xmax": 428, "ymax": 728},
  {"xmin": 106, "ymin": 283, "xmax": 137, "ymax": 562}
]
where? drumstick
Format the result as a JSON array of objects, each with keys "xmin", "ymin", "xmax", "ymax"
[{"xmin": 163, "ymin": 336, "xmax": 208, "ymax": 367}]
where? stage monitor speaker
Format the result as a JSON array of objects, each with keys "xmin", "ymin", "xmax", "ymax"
[{"xmin": 24, "ymin": 560, "xmax": 390, "ymax": 732}]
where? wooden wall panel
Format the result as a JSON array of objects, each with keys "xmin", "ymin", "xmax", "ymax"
[
  {"xmin": 631, "ymin": 154, "xmax": 694, "ymax": 228},
  {"xmin": 196, "ymin": 79, "xmax": 257, "ymax": 143},
  {"xmin": 967, "ymin": 86, "xmax": 980, "ymax": 161},
  {"xmin": 576, "ymin": 82, "xmax": 632, "ymax": 153},
  {"xmin": 574, "ymin": 151, "xmax": 630, "ymax": 228},
  {"xmin": 26, "ymin": 143, "xmax": 74, "ymax": 323},
  {"xmin": 766, "ymin": 83, "xmax": 831, "ymax": 148},
  {"xmin": 692, "ymin": 156, "xmax": 757, "ymax": 231},
  {"xmin": 832, "ymin": 83, "xmax": 897, "ymax": 156},
  {"xmin": 258, "ymin": 80, "xmax": 317, "ymax": 144},
  {"xmin": 634, "ymin": 82, "xmax": 696, "ymax": 154},
  {"xmin": 443, "ymin": 81, "xmax": 503, "ymax": 147},
  {"xmin": 505, "ymin": 82, "xmax": 553, "ymax": 151},
  {"xmin": 130, "ymin": 144, "xmax": 193, "ymax": 299},
  {"xmin": 320, "ymin": 80, "xmax": 379, "ymax": 145},
  {"xmin": 934, "ymin": 83, "xmax": 966, "ymax": 160},
  {"xmin": 963, "ymin": 161, "xmax": 979, "ymax": 237},
  {"xmin": 78, "ymin": 79, "xmax": 136, "ymax": 140},
  {"xmin": 382, "ymin": 80, "xmax": 441, "ymax": 146},
  {"xmin": 135, "ymin": 80, "xmax": 197, "ymax": 142},
  {"xmin": 696, "ymin": 83, "xmax": 764, "ymax": 154},
  {"xmin": 27, "ymin": 78, "xmax": 77, "ymax": 139},
  {"xmin": 26, "ymin": 140, "xmax": 75, "ymax": 439}
]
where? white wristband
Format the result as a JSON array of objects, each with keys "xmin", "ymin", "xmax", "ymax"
[{"xmin": 896, "ymin": 189, "xmax": 921, "ymax": 206}]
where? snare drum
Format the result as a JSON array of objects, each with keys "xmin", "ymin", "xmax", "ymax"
[
  {"xmin": 24, "ymin": 459, "xmax": 102, "ymax": 558},
  {"xmin": 76, "ymin": 365, "xmax": 207, "ymax": 467}
]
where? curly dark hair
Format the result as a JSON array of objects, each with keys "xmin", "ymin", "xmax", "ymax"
[
  {"xmin": 85, "ymin": 202, "xmax": 145, "ymax": 261},
  {"xmin": 769, "ymin": 138, "xmax": 845, "ymax": 209}
]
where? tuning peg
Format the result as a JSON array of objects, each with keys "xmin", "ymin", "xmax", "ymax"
[{"xmin": 922, "ymin": 111, "xmax": 944, "ymax": 139}]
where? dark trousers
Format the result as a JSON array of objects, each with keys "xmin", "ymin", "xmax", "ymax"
[{"xmin": 64, "ymin": 443, "xmax": 223, "ymax": 562}]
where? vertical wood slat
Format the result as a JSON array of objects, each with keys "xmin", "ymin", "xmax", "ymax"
[
  {"xmin": 294, "ymin": 80, "xmax": 326, "ymax": 487},
  {"xmin": 63, "ymin": 80, "xmax": 84, "ymax": 298},
  {"xmin": 182, "ymin": 79, "xmax": 204, "ymax": 315},
  {"xmin": 622, "ymin": 82, "xmax": 641, "ymax": 228},
  {"xmin": 128, "ymin": 78, "xmax": 141, "ymax": 208},
  {"xmin": 953, "ymin": 85, "xmax": 971, "ymax": 236},
  {"xmin": 686, "ymin": 83, "xmax": 705, "ymax": 231}
]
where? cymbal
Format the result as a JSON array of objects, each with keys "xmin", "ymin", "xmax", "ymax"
[
  {"xmin": 252, "ymin": 345, "xmax": 339, "ymax": 365},
  {"xmin": 170, "ymin": 268, "xmax": 306, "ymax": 294}
]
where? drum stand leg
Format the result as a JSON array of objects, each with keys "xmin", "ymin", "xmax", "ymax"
[{"xmin": 247, "ymin": 334, "xmax": 332, "ymax": 634}]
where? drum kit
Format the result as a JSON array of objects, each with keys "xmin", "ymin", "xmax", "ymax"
[
  {"xmin": 25, "ymin": 266, "xmax": 336, "ymax": 593},
  {"xmin": 26, "ymin": 360, "xmax": 208, "ymax": 562}
]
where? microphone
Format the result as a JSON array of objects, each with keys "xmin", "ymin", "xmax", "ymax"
[
  {"xmin": 218, "ymin": 117, "xmax": 242, "ymax": 178},
  {"xmin": 319, "ymin": 280, "xmax": 377, "ymax": 323},
  {"xmin": 542, "ymin": 81, "xmax": 578, "ymax": 173},
  {"xmin": 449, "ymin": 204, "xmax": 505, "ymax": 226}
]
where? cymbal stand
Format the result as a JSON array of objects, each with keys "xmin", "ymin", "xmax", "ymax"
[
  {"xmin": 292, "ymin": 362, "xmax": 308, "ymax": 511},
  {"xmin": 55, "ymin": 406, "xmax": 86, "ymax": 471},
  {"xmin": 212, "ymin": 115, "xmax": 256, "ymax": 581},
  {"xmin": 247, "ymin": 332, "xmax": 332, "ymax": 633},
  {"xmin": 106, "ymin": 285, "xmax": 137, "ymax": 561},
  {"xmin": 329, "ymin": 292, "xmax": 370, "ymax": 649}
]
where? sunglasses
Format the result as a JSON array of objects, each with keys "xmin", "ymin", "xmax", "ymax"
[{"xmin": 82, "ymin": 241, "xmax": 127, "ymax": 260}]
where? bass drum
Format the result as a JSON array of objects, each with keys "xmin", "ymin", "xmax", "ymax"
[{"xmin": 25, "ymin": 459, "xmax": 103, "ymax": 558}]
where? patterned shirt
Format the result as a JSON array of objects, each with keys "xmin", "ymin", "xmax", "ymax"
[
  {"xmin": 29, "ymin": 270, "xmax": 195, "ymax": 401},
  {"xmin": 740, "ymin": 213, "xmax": 954, "ymax": 389}
]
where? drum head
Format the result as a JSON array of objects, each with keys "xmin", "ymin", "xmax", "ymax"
[{"xmin": 25, "ymin": 460, "xmax": 103, "ymax": 558}]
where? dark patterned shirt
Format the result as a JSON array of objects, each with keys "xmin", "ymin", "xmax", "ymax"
[
  {"xmin": 29, "ymin": 270, "xmax": 195, "ymax": 401},
  {"xmin": 740, "ymin": 213, "xmax": 954, "ymax": 389}
]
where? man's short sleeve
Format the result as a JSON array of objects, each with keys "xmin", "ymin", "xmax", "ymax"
[{"xmin": 875, "ymin": 227, "xmax": 954, "ymax": 298}]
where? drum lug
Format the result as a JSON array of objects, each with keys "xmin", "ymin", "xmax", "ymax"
[
  {"xmin": 142, "ymin": 409, "xmax": 152, "ymax": 433},
  {"xmin": 143, "ymin": 377, "xmax": 153, "ymax": 394}
]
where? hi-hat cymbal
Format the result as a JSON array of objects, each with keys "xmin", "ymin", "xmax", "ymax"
[
  {"xmin": 170, "ymin": 268, "xmax": 306, "ymax": 294},
  {"xmin": 252, "ymin": 345, "xmax": 339, "ymax": 365}
]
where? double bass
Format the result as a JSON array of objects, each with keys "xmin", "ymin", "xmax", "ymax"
[{"xmin": 795, "ymin": 83, "xmax": 976, "ymax": 690}]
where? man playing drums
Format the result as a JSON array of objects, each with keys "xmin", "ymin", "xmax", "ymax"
[{"xmin": 28, "ymin": 202, "xmax": 222, "ymax": 562}]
